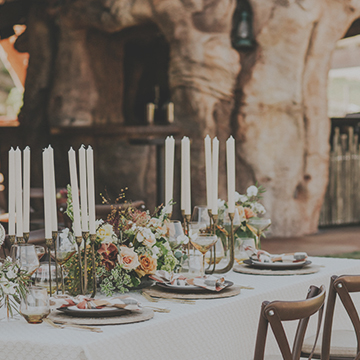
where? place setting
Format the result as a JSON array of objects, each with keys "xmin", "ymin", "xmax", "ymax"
[{"xmin": 232, "ymin": 238, "xmax": 321, "ymax": 276}]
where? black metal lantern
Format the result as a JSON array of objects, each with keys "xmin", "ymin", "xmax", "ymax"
[{"xmin": 231, "ymin": 0, "xmax": 255, "ymax": 51}]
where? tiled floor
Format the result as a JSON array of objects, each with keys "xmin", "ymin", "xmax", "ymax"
[{"xmin": 262, "ymin": 225, "xmax": 360, "ymax": 256}]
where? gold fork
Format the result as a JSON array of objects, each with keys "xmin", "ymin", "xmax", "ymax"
[{"xmin": 44, "ymin": 318, "xmax": 102, "ymax": 333}]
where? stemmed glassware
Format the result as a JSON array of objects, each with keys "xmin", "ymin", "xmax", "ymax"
[
  {"xmin": 10, "ymin": 244, "xmax": 40, "ymax": 276},
  {"xmin": 248, "ymin": 218, "xmax": 271, "ymax": 249},
  {"xmin": 189, "ymin": 232, "xmax": 218, "ymax": 277},
  {"xmin": 191, "ymin": 205, "xmax": 210, "ymax": 226},
  {"xmin": 51, "ymin": 231, "xmax": 76, "ymax": 294},
  {"xmin": 166, "ymin": 220, "xmax": 188, "ymax": 250},
  {"xmin": 34, "ymin": 246, "xmax": 46, "ymax": 262}
]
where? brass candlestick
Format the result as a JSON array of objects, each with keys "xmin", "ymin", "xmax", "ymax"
[
  {"xmin": 82, "ymin": 231, "xmax": 89, "ymax": 294},
  {"xmin": 9, "ymin": 235, "xmax": 16, "ymax": 245},
  {"xmin": 184, "ymin": 214, "xmax": 191, "ymax": 255},
  {"xmin": 206, "ymin": 212, "xmax": 235, "ymax": 274},
  {"xmin": 52, "ymin": 231, "xmax": 59, "ymax": 294},
  {"xmin": 23, "ymin": 232, "xmax": 29, "ymax": 243},
  {"xmin": 206, "ymin": 212, "xmax": 218, "ymax": 274},
  {"xmin": 76, "ymin": 235, "xmax": 84, "ymax": 295},
  {"xmin": 45, "ymin": 237, "xmax": 53, "ymax": 295},
  {"xmin": 16, "ymin": 236, "xmax": 24, "ymax": 244},
  {"xmin": 90, "ymin": 233, "xmax": 97, "ymax": 298}
]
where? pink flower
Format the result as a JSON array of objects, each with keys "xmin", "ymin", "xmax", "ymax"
[{"xmin": 118, "ymin": 246, "xmax": 140, "ymax": 270}]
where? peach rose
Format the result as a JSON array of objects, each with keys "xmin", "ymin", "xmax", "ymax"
[
  {"xmin": 118, "ymin": 246, "xmax": 140, "ymax": 270},
  {"xmin": 244, "ymin": 207, "xmax": 255, "ymax": 219},
  {"xmin": 135, "ymin": 254, "xmax": 157, "ymax": 277},
  {"xmin": 236, "ymin": 206, "xmax": 246, "ymax": 223}
]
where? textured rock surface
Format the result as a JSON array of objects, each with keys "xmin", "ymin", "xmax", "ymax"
[{"xmin": 236, "ymin": 0, "xmax": 360, "ymax": 235}]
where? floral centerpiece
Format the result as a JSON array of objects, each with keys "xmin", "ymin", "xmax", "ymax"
[
  {"xmin": 64, "ymin": 193, "xmax": 179, "ymax": 296},
  {"xmin": 0, "ymin": 257, "xmax": 30, "ymax": 319},
  {"xmin": 217, "ymin": 184, "xmax": 267, "ymax": 243}
]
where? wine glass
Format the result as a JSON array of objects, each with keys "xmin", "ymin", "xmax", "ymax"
[
  {"xmin": 205, "ymin": 239, "xmax": 225, "ymax": 267},
  {"xmin": 34, "ymin": 246, "xmax": 46, "ymax": 261},
  {"xmin": 20, "ymin": 286, "xmax": 50, "ymax": 324},
  {"xmin": 248, "ymin": 218, "xmax": 271, "ymax": 249},
  {"xmin": 189, "ymin": 233, "xmax": 218, "ymax": 277},
  {"xmin": 34, "ymin": 262, "xmax": 61, "ymax": 294},
  {"xmin": 51, "ymin": 231, "xmax": 76, "ymax": 294},
  {"xmin": 166, "ymin": 220, "xmax": 188, "ymax": 250},
  {"xmin": 10, "ymin": 244, "xmax": 40, "ymax": 276},
  {"xmin": 191, "ymin": 205, "xmax": 210, "ymax": 225}
]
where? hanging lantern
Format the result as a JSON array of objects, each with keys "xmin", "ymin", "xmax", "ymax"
[{"xmin": 231, "ymin": 0, "xmax": 255, "ymax": 51}]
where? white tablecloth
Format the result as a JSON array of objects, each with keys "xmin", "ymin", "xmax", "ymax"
[{"xmin": 1, "ymin": 257, "xmax": 360, "ymax": 360}]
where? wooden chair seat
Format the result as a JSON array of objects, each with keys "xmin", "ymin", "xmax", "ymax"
[{"xmin": 302, "ymin": 330, "xmax": 357, "ymax": 359}]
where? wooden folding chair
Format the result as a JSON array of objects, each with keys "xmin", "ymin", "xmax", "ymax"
[
  {"xmin": 254, "ymin": 285, "xmax": 326, "ymax": 360},
  {"xmin": 302, "ymin": 275, "xmax": 360, "ymax": 360}
]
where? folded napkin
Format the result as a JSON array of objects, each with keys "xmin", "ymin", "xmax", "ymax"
[
  {"xmin": 50, "ymin": 295, "xmax": 141, "ymax": 311},
  {"xmin": 150, "ymin": 270, "xmax": 226, "ymax": 292},
  {"xmin": 245, "ymin": 247, "xmax": 308, "ymax": 264}
]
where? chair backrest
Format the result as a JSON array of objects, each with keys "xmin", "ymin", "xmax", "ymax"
[
  {"xmin": 321, "ymin": 275, "xmax": 360, "ymax": 360},
  {"xmin": 254, "ymin": 285, "xmax": 326, "ymax": 360}
]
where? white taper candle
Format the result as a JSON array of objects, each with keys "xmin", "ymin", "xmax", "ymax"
[
  {"xmin": 164, "ymin": 136, "xmax": 175, "ymax": 213},
  {"xmin": 68, "ymin": 147, "xmax": 82, "ymax": 237},
  {"xmin": 212, "ymin": 137, "xmax": 219, "ymax": 215},
  {"xmin": 42, "ymin": 149, "xmax": 52, "ymax": 239},
  {"xmin": 48, "ymin": 146, "xmax": 58, "ymax": 232},
  {"xmin": 86, "ymin": 146, "xmax": 96, "ymax": 235},
  {"xmin": 22, "ymin": 146, "xmax": 30, "ymax": 233},
  {"xmin": 79, "ymin": 145, "xmax": 88, "ymax": 232},
  {"xmin": 226, "ymin": 136, "xmax": 236, "ymax": 214},
  {"xmin": 8, "ymin": 148, "xmax": 16, "ymax": 236},
  {"xmin": 204, "ymin": 135, "xmax": 212, "ymax": 211},
  {"xmin": 15, "ymin": 147, "xmax": 23, "ymax": 237}
]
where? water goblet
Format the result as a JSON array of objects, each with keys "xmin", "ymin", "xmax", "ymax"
[
  {"xmin": 10, "ymin": 244, "xmax": 40, "ymax": 276},
  {"xmin": 234, "ymin": 237, "xmax": 256, "ymax": 264},
  {"xmin": 20, "ymin": 286, "xmax": 50, "ymax": 324},
  {"xmin": 51, "ymin": 231, "xmax": 76, "ymax": 294},
  {"xmin": 191, "ymin": 205, "xmax": 210, "ymax": 225},
  {"xmin": 248, "ymin": 218, "xmax": 271, "ymax": 249},
  {"xmin": 189, "ymin": 233, "xmax": 218, "ymax": 277}
]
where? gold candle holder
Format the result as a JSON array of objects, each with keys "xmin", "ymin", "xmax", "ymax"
[
  {"xmin": 76, "ymin": 236, "xmax": 84, "ymax": 295},
  {"xmin": 23, "ymin": 232, "xmax": 30, "ymax": 243},
  {"xmin": 52, "ymin": 231, "xmax": 59, "ymax": 294},
  {"xmin": 16, "ymin": 236, "xmax": 24, "ymax": 244},
  {"xmin": 9, "ymin": 235, "xmax": 16, "ymax": 245},
  {"xmin": 90, "ymin": 233, "xmax": 97, "ymax": 298},
  {"xmin": 82, "ymin": 231, "xmax": 89, "ymax": 294},
  {"xmin": 45, "ymin": 237, "xmax": 53, "ymax": 295},
  {"xmin": 209, "ymin": 212, "xmax": 235, "ymax": 274},
  {"xmin": 185, "ymin": 214, "xmax": 191, "ymax": 255}
]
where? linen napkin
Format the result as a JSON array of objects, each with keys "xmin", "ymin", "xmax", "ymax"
[
  {"xmin": 150, "ymin": 270, "xmax": 226, "ymax": 292},
  {"xmin": 50, "ymin": 295, "xmax": 142, "ymax": 311}
]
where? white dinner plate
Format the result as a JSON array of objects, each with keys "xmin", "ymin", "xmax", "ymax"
[
  {"xmin": 156, "ymin": 280, "xmax": 234, "ymax": 292},
  {"xmin": 58, "ymin": 306, "xmax": 130, "ymax": 317},
  {"xmin": 243, "ymin": 259, "xmax": 311, "ymax": 270}
]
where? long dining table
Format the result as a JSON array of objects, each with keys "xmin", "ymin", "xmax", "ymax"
[{"xmin": 1, "ymin": 256, "xmax": 360, "ymax": 360}]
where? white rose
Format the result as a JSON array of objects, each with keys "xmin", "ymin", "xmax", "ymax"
[
  {"xmin": 152, "ymin": 245, "xmax": 160, "ymax": 259},
  {"xmin": 217, "ymin": 199, "xmax": 225, "ymax": 208},
  {"xmin": 97, "ymin": 223, "xmax": 115, "ymax": 243},
  {"xmin": 246, "ymin": 186, "xmax": 258, "ymax": 197},
  {"xmin": 253, "ymin": 203, "xmax": 266, "ymax": 215},
  {"xmin": 234, "ymin": 191, "xmax": 241, "ymax": 203},
  {"xmin": 177, "ymin": 234, "xmax": 189, "ymax": 245}
]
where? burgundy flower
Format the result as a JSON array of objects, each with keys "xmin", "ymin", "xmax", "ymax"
[{"xmin": 98, "ymin": 243, "xmax": 118, "ymax": 271}]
